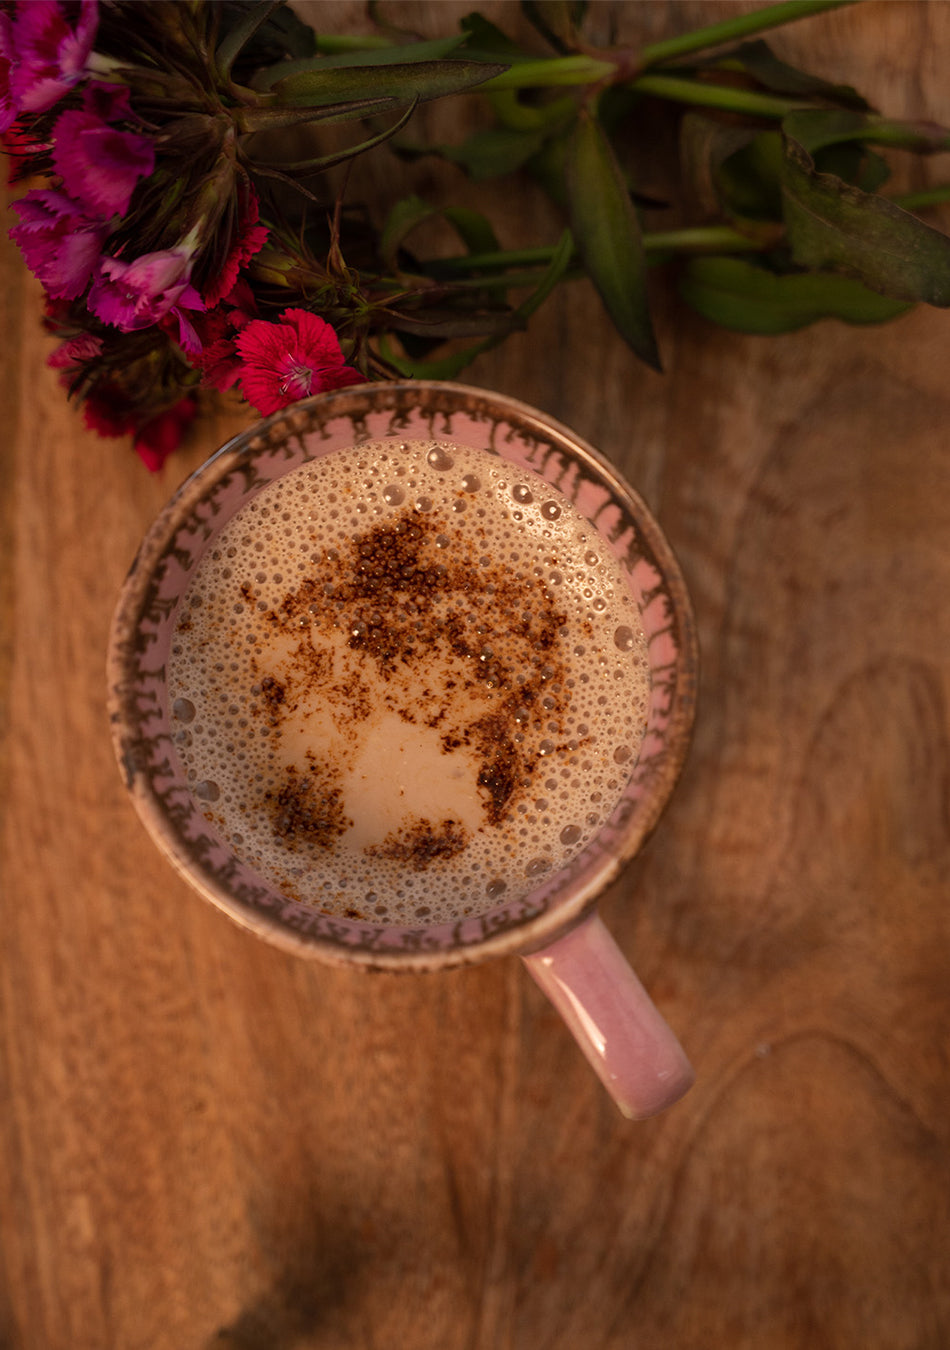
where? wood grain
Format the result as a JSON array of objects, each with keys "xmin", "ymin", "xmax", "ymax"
[{"xmin": 2, "ymin": 4, "xmax": 949, "ymax": 1348}]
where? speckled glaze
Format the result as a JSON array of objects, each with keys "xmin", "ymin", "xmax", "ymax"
[{"xmin": 109, "ymin": 383, "xmax": 697, "ymax": 976}]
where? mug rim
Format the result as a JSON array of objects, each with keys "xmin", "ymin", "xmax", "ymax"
[{"xmin": 108, "ymin": 380, "xmax": 698, "ymax": 970}]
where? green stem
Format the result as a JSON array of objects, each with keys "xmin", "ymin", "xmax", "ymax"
[
  {"xmin": 483, "ymin": 62, "xmax": 803, "ymax": 117},
  {"xmin": 639, "ymin": 0, "xmax": 858, "ymax": 68},
  {"xmin": 426, "ymin": 225, "xmax": 773, "ymax": 279},
  {"xmin": 478, "ymin": 54, "xmax": 615, "ymax": 93},
  {"xmin": 630, "ymin": 72, "xmax": 797, "ymax": 117},
  {"xmin": 642, "ymin": 225, "xmax": 773, "ymax": 252}
]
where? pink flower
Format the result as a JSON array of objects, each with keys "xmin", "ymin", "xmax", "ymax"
[
  {"xmin": 234, "ymin": 309, "xmax": 363, "ymax": 415},
  {"xmin": 9, "ymin": 0, "xmax": 99, "ymax": 117},
  {"xmin": 202, "ymin": 182, "xmax": 269, "ymax": 309},
  {"xmin": 0, "ymin": 11, "xmax": 16, "ymax": 133},
  {"xmin": 87, "ymin": 245, "xmax": 205, "ymax": 351},
  {"xmin": 52, "ymin": 85, "xmax": 154, "ymax": 217},
  {"xmin": 9, "ymin": 187, "xmax": 108, "ymax": 298}
]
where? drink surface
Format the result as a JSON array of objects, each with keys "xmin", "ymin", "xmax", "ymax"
[{"xmin": 168, "ymin": 438, "xmax": 649, "ymax": 924}]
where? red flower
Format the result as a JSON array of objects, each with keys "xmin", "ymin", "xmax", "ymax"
[
  {"xmin": 133, "ymin": 397, "xmax": 197, "ymax": 472},
  {"xmin": 234, "ymin": 308, "xmax": 363, "ymax": 416},
  {"xmin": 201, "ymin": 181, "xmax": 269, "ymax": 309},
  {"xmin": 81, "ymin": 386, "xmax": 197, "ymax": 471},
  {"xmin": 82, "ymin": 384, "xmax": 135, "ymax": 439},
  {"xmin": 189, "ymin": 278, "xmax": 258, "ymax": 392}
]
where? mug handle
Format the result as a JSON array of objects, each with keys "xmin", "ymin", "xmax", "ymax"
[{"xmin": 522, "ymin": 911, "xmax": 694, "ymax": 1120}]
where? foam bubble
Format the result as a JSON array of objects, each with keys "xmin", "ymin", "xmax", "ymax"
[{"xmin": 167, "ymin": 438, "xmax": 650, "ymax": 925}]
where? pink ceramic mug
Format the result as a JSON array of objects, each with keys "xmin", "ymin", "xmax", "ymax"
[{"xmin": 108, "ymin": 382, "xmax": 698, "ymax": 1119}]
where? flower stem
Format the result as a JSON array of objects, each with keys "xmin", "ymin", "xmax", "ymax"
[
  {"xmin": 638, "ymin": 0, "xmax": 858, "ymax": 69},
  {"xmin": 479, "ymin": 54, "xmax": 616, "ymax": 93},
  {"xmin": 425, "ymin": 225, "xmax": 775, "ymax": 280},
  {"xmin": 476, "ymin": 2, "xmax": 857, "ymax": 101},
  {"xmin": 629, "ymin": 73, "xmax": 798, "ymax": 117},
  {"xmin": 642, "ymin": 225, "xmax": 777, "ymax": 253}
]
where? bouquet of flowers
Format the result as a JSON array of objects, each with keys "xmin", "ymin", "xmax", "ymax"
[{"xmin": 3, "ymin": 0, "xmax": 950, "ymax": 468}]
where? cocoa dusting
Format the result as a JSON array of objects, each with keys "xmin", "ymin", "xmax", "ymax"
[
  {"xmin": 250, "ymin": 506, "xmax": 572, "ymax": 838},
  {"xmin": 366, "ymin": 817, "xmax": 469, "ymax": 869},
  {"xmin": 472, "ymin": 711, "xmax": 523, "ymax": 824},
  {"xmin": 265, "ymin": 762, "xmax": 351, "ymax": 849},
  {"xmin": 259, "ymin": 674, "xmax": 285, "ymax": 712}
]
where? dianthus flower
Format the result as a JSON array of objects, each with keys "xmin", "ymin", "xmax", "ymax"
[
  {"xmin": 88, "ymin": 245, "xmax": 205, "ymax": 352},
  {"xmin": 7, "ymin": 0, "xmax": 99, "ymax": 119},
  {"xmin": 0, "ymin": 11, "xmax": 16, "ymax": 133},
  {"xmin": 80, "ymin": 384, "xmax": 198, "ymax": 471},
  {"xmin": 201, "ymin": 182, "xmax": 269, "ymax": 309},
  {"xmin": 132, "ymin": 397, "xmax": 198, "ymax": 472},
  {"xmin": 9, "ymin": 188, "xmax": 108, "ymax": 298},
  {"xmin": 234, "ymin": 308, "xmax": 363, "ymax": 416},
  {"xmin": 190, "ymin": 278, "xmax": 258, "ymax": 392},
  {"xmin": 47, "ymin": 331, "xmax": 103, "ymax": 369},
  {"xmin": 52, "ymin": 84, "xmax": 153, "ymax": 217}
]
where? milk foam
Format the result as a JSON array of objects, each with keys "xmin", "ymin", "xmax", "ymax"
[{"xmin": 167, "ymin": 438, "xmax": 650, "ymax": 924}]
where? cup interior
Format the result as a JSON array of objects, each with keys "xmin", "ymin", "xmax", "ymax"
[{"xmin": 108, "ymin": 382, "xmax": 697, "ymax": 969}]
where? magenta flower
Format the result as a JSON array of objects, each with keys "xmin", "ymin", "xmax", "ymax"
[
  {"xmin": 9, "ymin": 0, "xmax": 99, "ymax": 117},
  {"xmin": 88, "ymin": 245, "xmax": 205, "ymax": 351},
  {"xmin": 234, "ymin": 309, "xmax": 363, "ymax": 415},
  {"xmin": 53, "ymin": 85, "xmax": 153, "ymax": 216},
  {"xmin": 9, "ymin": 188, "xmax": 108, "ymax": 298},
  {"xmin": 0, "ymin": 11, "xmax": 16, "ymax": 133}
]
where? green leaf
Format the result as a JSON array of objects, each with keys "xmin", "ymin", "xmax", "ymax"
[
  {"xmin": 245, "ymin": 99, "xmax": 418, "ymax": 177},
  {"xmin": 525, "ymin": 126, "xmax": 570, "ymax": 210},
  {"xmin": 379, "ymin": 196, "xmax": 438, "ymax": 269},
  {"xmin": 783, "ymin": 107, "xmax": 950, "ymax": 155},
  {"xmin": 712, "ymin": 38, "xmax": 868, "ymax": 108},
  {"xmin": 216, "ymin": 2, "xmax": 284, "ymax": 81},
  {"xmin": 378, "ymin": 197, "xmax": 500, "ymax": 270},
  {"xmin": 511, "ymin": 227, "xmax": 574, "ymax": 319},
  {"xmin": 564, "ymin": 108, "xmax": 660, "ymax": 369},
  {"xmin": 679, "ymin": 255, "xmax": 913, "ymax": 333},
  {"xmin": 378, "ymin": 332, "xmax": 487, "ymax": 380},
  {"xmin": 716, "ymin": 130, "xmax": 784, "ymax": 219},
  {"xmin": 442, "ymin": 207, "xmax": 501, "ymax": 255},
  {"xmin": 781, "ymin": 132, "xmax": 950, "ymax": 304},
  {"xmin": 238, "ymin": 96, "xmax": 408, "ymax": 133},
  {"xmin": 270, "ymin": 58, "xmax": 507, "ymax": 109},
  {"xmin": 441, "ymin": 125, "xmax": 548, "ymax": 179},
  {"xmin": 251, "ymin": 35, "xmax": 471, "ymax": 90},
  {"xmin": 380, "ymin": 229, "xmax": 573, "ymax": 376}
]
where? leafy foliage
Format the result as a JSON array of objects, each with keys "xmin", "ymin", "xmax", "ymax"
[{"xmin": 4, "ymin": 0, "xmax": 950, "ymax": 464}]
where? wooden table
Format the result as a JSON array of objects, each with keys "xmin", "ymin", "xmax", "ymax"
[{"xmin": 2, "ymin": 3, "xmax": 949, "ymax": 1346}]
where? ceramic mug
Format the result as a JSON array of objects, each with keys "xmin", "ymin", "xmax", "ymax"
[{"xmin": 108, "ymin": 382, "xmax": 698, "ymax": 1119}]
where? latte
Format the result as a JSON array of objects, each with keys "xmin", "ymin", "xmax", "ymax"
[{"xmin": 167, "ymin": 438, "xmax": 650, "ymax": 924}]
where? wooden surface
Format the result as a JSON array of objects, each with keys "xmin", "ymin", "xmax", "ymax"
[{"xmin": 2, "ymin": 3, "xmax": 950, "ymax": 1347}]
